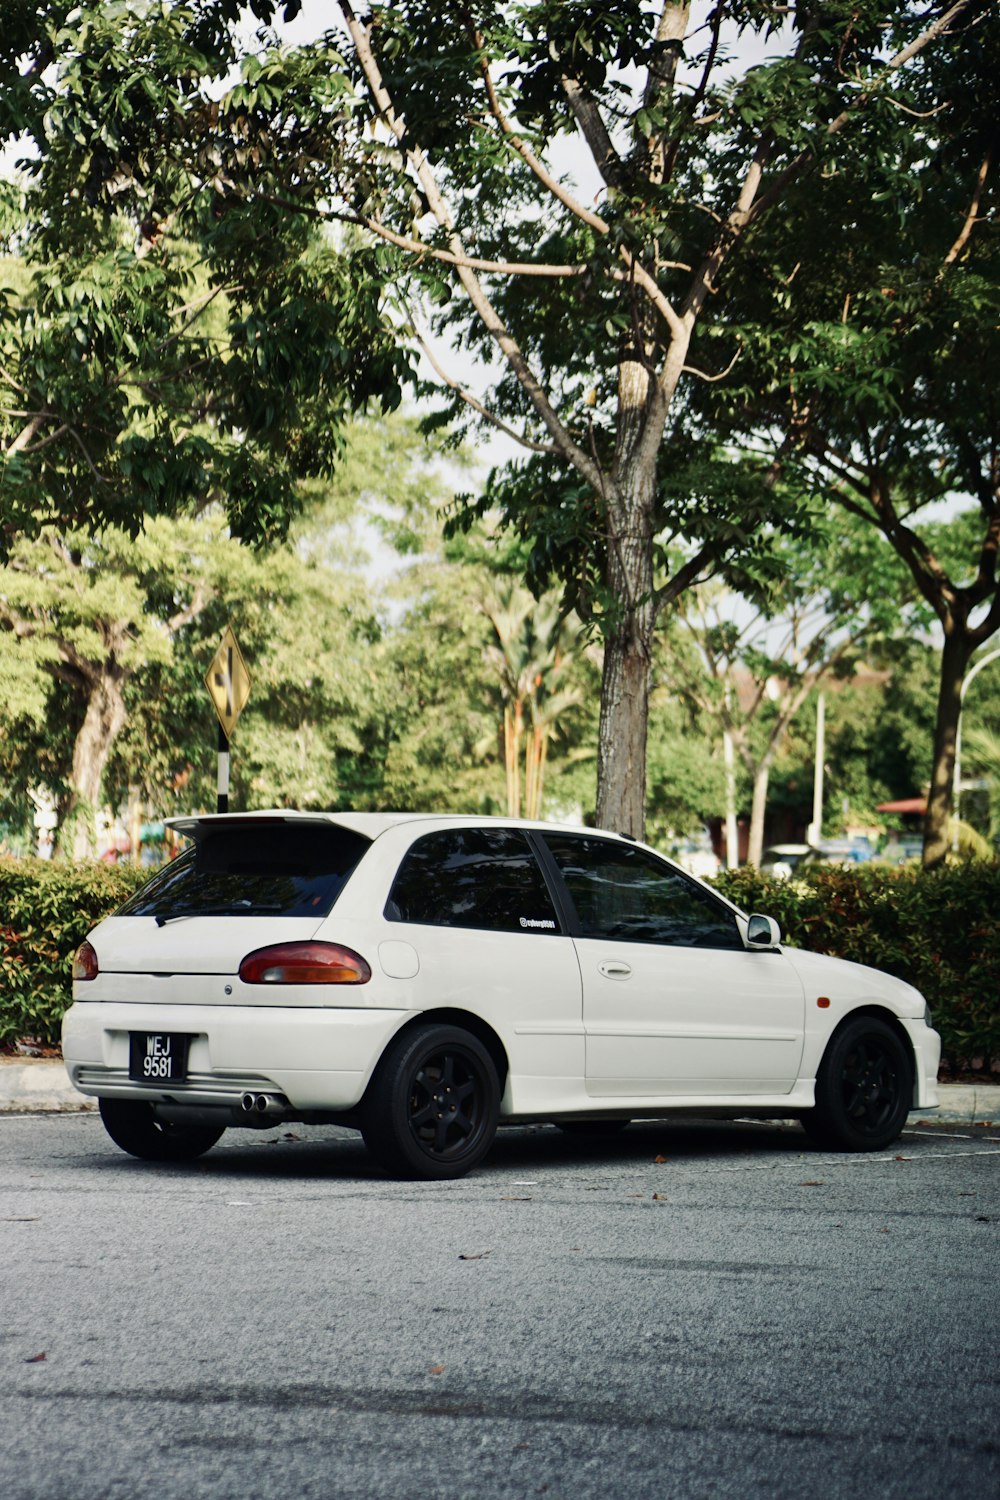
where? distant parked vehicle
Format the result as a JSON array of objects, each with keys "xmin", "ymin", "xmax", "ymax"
[
  {"xmin": 670, "ymin": 833, "xmax": 720, "ymax": 880},
  {"xmin": 760, "ymin": 841, "xmax": 874, "ymax": 880},
  {"xmin": 64, "ymin": 812, "xmax": 939, "ymax": 1178},
  {"xmin": 760, "ymin": 843, "xmax": 819, "ymax": 879}
]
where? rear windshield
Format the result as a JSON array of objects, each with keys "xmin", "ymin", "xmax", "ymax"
[{"xmin": 118, "ymin": 823, "xmax": 370, "ymax": 920}]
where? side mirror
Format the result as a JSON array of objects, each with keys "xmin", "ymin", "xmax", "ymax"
[{"xmin": 746, "ymin": 913, "xmax": 781, "ymax": 950}]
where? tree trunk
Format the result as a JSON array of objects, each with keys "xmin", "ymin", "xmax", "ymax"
[
  {"xmin": 525, "ymin": 722, "xmax": 547, "ymax": 821},
  {"xmin": 596, "ymin": 617, "xmax": 652, "ymax": 836},
  {"xmin": 747, "ymin": 761, "xmax": 772, "ymax": 869},
  {"xmin": 503, "ymin": 703, "xmax": 524, "ymax": 817},
  {"xmin": 723, "ymin": 725, "xmax": 739, "ymax": 869},
  {"xmin": 534, "ymin": 726, "xmax": 549, "ymax": 820},
  {"xmin": 595, "ymin": 357, "xmax": 661, "ymax": 838},
  {"xmin": 56, "ymin": 673, "xmax": 128, "ymax": 860},
  {"xmin": 923, "ymin": 629, "xmax": 974, "ymax": 870}
]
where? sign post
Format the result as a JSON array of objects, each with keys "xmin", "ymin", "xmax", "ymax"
[
  {"xmin": 205, "ymin": 626, "xmax": 252, "ymax": 813},
  {"xmin": 217, "ymin": 722, "xmax": 230, "ymax": 814}
]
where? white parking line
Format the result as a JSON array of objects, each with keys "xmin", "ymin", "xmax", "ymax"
[
  {"xmin": 907, "ymin": 1128, "xmax": 1000, "ymax": 1143},
  {"xmin": 824, "ymin": 1148, "xmax": 1000, "ymax": 1163}
]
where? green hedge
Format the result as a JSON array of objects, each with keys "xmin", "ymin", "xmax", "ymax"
[
  {"xmin": 0, "ymin": 859, "xmax": 147, "ymax": 1049},
  {"xmin": 712, "ymin": 864, "xmax": 1000, "ymax": 1073},
  {"xmin": 1, "ymin": 856, "xmax": 997, "ymax": 1073}
]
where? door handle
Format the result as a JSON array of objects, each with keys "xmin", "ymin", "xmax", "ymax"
[{"xmin": 598, "ymin": 961, "xmax": 632, "ymax": 979}]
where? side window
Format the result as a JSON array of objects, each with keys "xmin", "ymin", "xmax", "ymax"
[
  {"xmin": 385, "ymin": 828, "xmax": 561, "ymax": 934},
  {"xmin": 542, "ymin": 834, "xmax": 741, "ymax": 950}
]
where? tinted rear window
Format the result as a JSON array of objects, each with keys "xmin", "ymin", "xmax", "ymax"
[{"xmin": 118, "ymin": 823, "xmax": 370, "ymax": 920}]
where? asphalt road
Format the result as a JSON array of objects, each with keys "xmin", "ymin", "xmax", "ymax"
[{"xmin": 2, "ymin": 1113, "xmax": 998, "ymax": 1500}]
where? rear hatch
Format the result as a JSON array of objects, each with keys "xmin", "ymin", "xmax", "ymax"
[{"xmin": 90, "ymin": 816, "xmax": 371, "ymax": 976}]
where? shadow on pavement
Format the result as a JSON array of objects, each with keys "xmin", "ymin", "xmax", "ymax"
[{"xmin": 75, "ymin": 1114, "xmax": 817, "ymax": 1183}]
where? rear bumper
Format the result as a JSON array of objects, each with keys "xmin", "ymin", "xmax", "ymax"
[{"xmin": 62, "ymin": 1000, "xmax": 409, "ymax": 1113}]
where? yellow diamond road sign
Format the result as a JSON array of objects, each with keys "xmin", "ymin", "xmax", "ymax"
[{"xmin": 206, "ymin": 625, "xmax": 251, "ymax": 739}]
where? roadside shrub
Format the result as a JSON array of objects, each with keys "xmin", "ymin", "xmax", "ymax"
[
  {"xmin": 1, "ymin": 854, "xmax": 997, "ymax": 1075},
  {"xmin": 713, "ymin": 864, "xmax": 1000, "ymax": 1074},
  {"xmin": 0, "ymin": 858, "xmax": 147, "ymax": 1049}
]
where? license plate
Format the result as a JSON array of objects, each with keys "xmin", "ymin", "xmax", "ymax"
[{"xmin": 128, "ymin": 1033, "xmax": 190, "ymax": 1084}]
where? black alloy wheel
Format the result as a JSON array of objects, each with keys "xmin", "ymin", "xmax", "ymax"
[
  {"xmin": 804, "ymin": 1016, "xmax": 913, "ymax": 1152},
  {"xmin": 98, "ymin": 1097, "xmax": 225, "ymax": 1162},
  {"xmin": 361, "ymin": 1024, "xmax": 501, "ymax": 1180}
]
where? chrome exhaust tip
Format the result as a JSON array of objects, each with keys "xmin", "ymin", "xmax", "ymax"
[{"xmin": 240, "ymin": 1091, "xmax": 288, "ymax": 1117}]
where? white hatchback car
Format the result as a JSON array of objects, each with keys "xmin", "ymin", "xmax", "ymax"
[{"xmin": 63, "ymin": 812, "xmax": 940, "ymax": 1178}]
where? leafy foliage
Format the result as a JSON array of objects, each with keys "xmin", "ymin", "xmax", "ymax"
[
  {"xmin": 713, "ymin": 864, "xmax": 1000, "ymax": 1072},
  {"xmin": 0, "ymin": 411, "xmax": 606, "ymax": 838},
  {"xmin": 0, "ymin": 3, "xmax": 410, "ymax": 553},
  {"xmin": 700, "ymin": 2, "xmax": 1000, "ymax": 863},
  {"xmin": 0, "ymin": 857, "xmax": 146, "ymax": 1048},
  {"xmin": 5, "ymin": 0, "xmax": 972, "ymax": 835},
  {"xmin": 662, "ymin": 508, "xmax": 929, "ymax": 861},
  {"xmin": 3, "ymin": 855, "xmax": 997, "ymax": 1071}
]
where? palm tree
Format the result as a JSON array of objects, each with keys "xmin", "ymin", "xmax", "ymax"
[
  {"xmin": 958, "ymin": 725, "xmax": 1000, "ymax": 858},
  {"xmin": 480, "ymin": 583, "xmax": 584, "ymax": 819}
]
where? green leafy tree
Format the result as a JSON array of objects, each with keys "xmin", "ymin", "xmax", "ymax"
[
  {"xmin": 0, "ymin": 521, "xmax": 219, "ymax": 856},
  {"xmin": 0, "ymin": 507, "xmax": 394, "ymax": 851},
  {"xmin": 663, "ymin": 516, "xmax": 925, "ymax": 864},
  {"xmin": 0, "ymin": 3, "xmax": 408, "ymax": 553},
  {"xmin": 377, "ymin": 553, "xmax": 505, "ymax": 813},
  {"xmin": 645, "ymin": 684, "xmax": 728, "ymax": 850},
  {"xmin": 104, "ymin": 408, "xmax": 494, "ymax": 824},
  {"xmin": 808, "ymin": 651, "xmax": 939, "ymax": 829},
  {"xmin": 701, "ymin": 3, "xmax": 999, "ymax": 865},
  {"xmin": 3, "ymin": 0, "xmax": 971, "ymax": 840},
  {"xmin": 108, "ymin": 536, "xmax": 392, "ymax": 821},
  {"xmin": 480, "ymin": 581, "xmax": 585, "ymax": 819}
]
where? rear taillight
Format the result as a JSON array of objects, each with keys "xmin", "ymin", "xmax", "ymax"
[
  {"xmin": 72, "ymin": 941, "xmax": 99, "ymax": 981},
  {"xmin": 238, "ymin": 941, "xmax": 371, "ymax": 985}
]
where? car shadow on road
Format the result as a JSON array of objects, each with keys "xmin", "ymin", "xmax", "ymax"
[
  {"xmin": 493, "ymin": 1117, "xmax": 813, "ymax": 1170},
  {"xmin": 80, "ymin": 1115, "xmax": 815, "ymax": 1183}
]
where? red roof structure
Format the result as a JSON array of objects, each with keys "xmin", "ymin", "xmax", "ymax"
[{"xmin": 876, "ymin": 797, "xmax": 927, "ymax": 815}]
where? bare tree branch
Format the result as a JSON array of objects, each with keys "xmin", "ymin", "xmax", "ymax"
[
  {"xmin": 338, "ymin": 212, "xmax": 595, "ymax": 278},
  {"xmin": 168, "ymin": 285, "xmax": 242, "ymax": 321},
  {"xmin": 64, "ymin": 426, "xmax": 111, "ymax": 486},
  {"xmin": 682, "ymin": 346, "xmax": 742, "ymax": 382},
  {"xmin": 20, "ymin": 422, "xmax": 70, "ymax": 455},
  {"xmin": 621, "ymin": 252, "xmax": 689, "ymax": 343},
  {"xmin": 745, "ymin": 0, "xmax": 976, "ymax": 230},
  {"xmin": 467, "ymin": 23, "xmax": 611, "ymax": 237},
  {"xmin": 166, "ymin": 582, "xmax": 209, "ymax": 634},
  {"xmin": 413, "ymin": 320, "xmax": 558, "ymax": 457},
  {"xmin": 643, "ymin": 1, "xmax": 693, "ymax": 186},
  {"xmin": 653, "ymin": 541, "xmax": 718, "ymax": 617},
  {"xmin": 0, "ymin": 364, "xmax": 28, "ymax": 397},
  {"xmin": 943, "ymin": 146, "xmax": 992, "ymax": 268},
  {"xmin": 6, "ymin": 414, "xmax": 48, "ymax": 455},
  {"xmin": 337, "ymin": 0, "xmax": 604, "ymax": 492},
  {"xmin": 559, "ymin": 74, "xmax": 624, "ymax": 188}
]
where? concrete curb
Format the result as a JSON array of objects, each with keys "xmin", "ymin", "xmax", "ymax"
[
  {"xmin": 1, "ymin": 1058, "xmax": 998, "ymax": 1125},
  {"xmin": 0, "ymin": 1058, "xmax": 95, "ymax": 1113},
  {"xmin": 909, "ymin": 1087, "xmax": 1000, "ymax": 1127}
]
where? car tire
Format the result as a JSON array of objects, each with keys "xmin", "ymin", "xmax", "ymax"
[
  {"xmin": 98, "ymin": 1098, "xmax": 225, "ymax": 1162},
  {"xmin": 361, "ymin": 1024, "xmax": 500, "ymax": 1180},
  {"xmin": 803, "ymin": 1016, "xmax": 913, "ymax": 1152}
]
